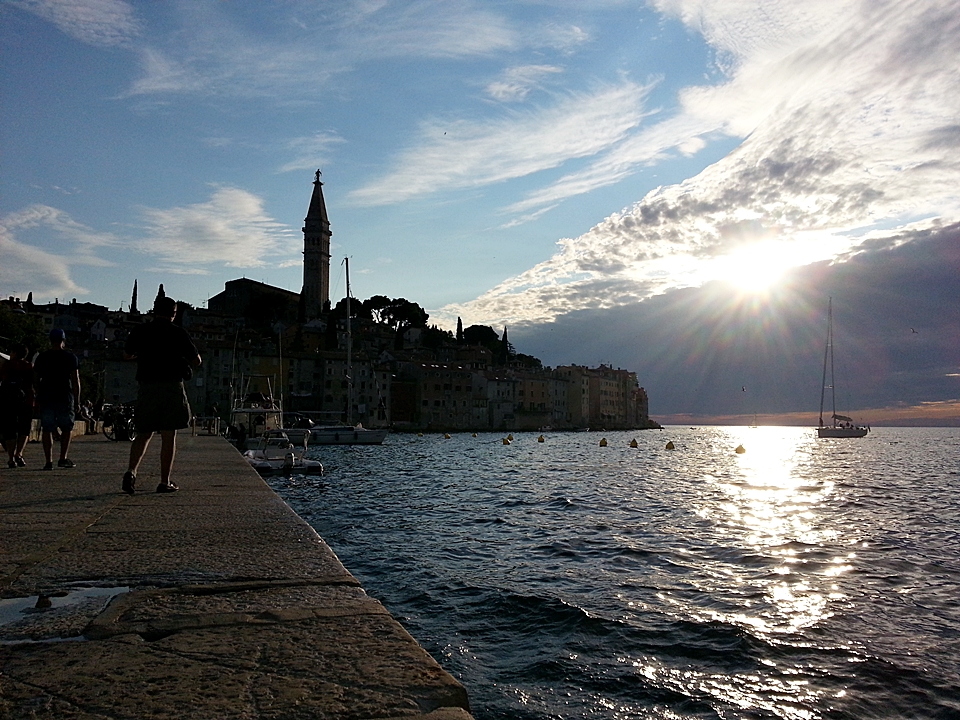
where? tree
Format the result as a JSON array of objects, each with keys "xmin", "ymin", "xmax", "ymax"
[
  {"xmin": 363, "ymin": 295, "xmax": 393, "ymax": 324},
  {"xmin": 422, "ymin": 325, "xmax": 454, "ymax": 349},
  {"xmin": 382, "ymin": 298, "xmax": 428, "ymax": 331},
  {"xmin": 499, "ymin": 326, "xmax": 514, "ymax": 366},
  {"xmin": 456, "ymin": 317, "xmax": 463, "ymax": 344},
  {"xmin": 0, "ymin": 305, "xmax": 45, "ymax": 356},
  {"xmin": 463, "ymin": 324, "xmax": 499, "ymax": 349}
]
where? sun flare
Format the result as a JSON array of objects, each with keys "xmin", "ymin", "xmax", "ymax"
[{"xmin": 714, "ymin": 244, "xmax": 793, "ymax": 293}]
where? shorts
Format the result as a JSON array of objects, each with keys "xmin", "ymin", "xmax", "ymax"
[
  {"xmin": 40, "ymin": 397, "xmax": 75, "ymax": 433},
  {"xmin": 135, "ymin": 382, "xmax": 191, "ymax": 433},
  {"xmin": 1, "ymin": 405, "xmax": 33, "ymax": 439}
]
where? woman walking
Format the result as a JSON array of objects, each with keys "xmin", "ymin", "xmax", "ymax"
[{"xmin": 1, "ymin": 343, "xmax": 35, "ymax": 468}]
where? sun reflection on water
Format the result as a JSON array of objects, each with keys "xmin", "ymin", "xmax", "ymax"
[{"xmin": 699, "ymin": 427, "xmax": 847, "ymax": 637}]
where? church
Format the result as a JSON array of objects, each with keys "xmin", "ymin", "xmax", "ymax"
[{"xmin": 207, "ymin": 170, "xmax": 331, "ymax": 324}]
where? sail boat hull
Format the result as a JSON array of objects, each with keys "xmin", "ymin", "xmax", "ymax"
[{"xmin": 818, "ymin": 426, "xmax": 868, "ymax": 438}]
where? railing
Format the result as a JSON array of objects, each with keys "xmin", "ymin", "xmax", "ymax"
[{"xmin": 192, "ymin": 416, "xmax": 221, "ymax": 436}]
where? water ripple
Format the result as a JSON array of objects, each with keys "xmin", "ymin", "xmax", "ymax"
[{"xmin": 268, "ymin": 426, "xmax": 960, "ymax": 719}]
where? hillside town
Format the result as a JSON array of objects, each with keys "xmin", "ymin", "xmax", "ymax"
[{"xmin": 0, "ymin": 173, "xmax": 659, "ymax": 433}]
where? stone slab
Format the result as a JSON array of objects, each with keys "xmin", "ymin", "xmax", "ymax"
[{"xmin": 0, "ymin": 434, "xmax": 473, "ymax": 719}]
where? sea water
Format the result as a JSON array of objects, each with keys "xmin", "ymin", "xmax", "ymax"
[{"xmin": 267, "ymin": 427, "xmax": 960, "ymax": 719}]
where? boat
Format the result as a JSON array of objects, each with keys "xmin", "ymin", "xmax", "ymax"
[
  {"xmin": 288, "ymin": 257, "xmax": 387, "ymax": 446},
  {"xmin": 817, "ymin": 298, "xmax": 869, "ymax": 438},
  {"xmin": 228, "ymin": 376, "xmax": 284, "ymax": 450},
  {"xmin": 242, "ymin": 429, "xmax": 324, "ymax": 475}
]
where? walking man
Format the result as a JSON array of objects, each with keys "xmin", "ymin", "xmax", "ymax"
[
  {"xmin": 33, "ymin": 329, "xmax": 80, "ymax": 470},
  {"xmin": 122, "ymin": 295, "xmax": 201, "ymax": 494}
]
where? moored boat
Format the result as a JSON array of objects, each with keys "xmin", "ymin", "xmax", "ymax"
[
  {"xmin": 817, "ymin": 299, "xmax": 869, "ymax": 439},
  {"xmin": 242, "ymin": 429, "xmax": 323, "ymax": 475}
]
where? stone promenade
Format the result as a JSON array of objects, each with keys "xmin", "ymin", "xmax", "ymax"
[{"xmin": 0, "ymin": 433, "xmax": 473, "ymax": 720}]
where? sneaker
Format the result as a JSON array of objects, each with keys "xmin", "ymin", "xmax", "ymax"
[
  {"xmin": 15, "ymin": 456, "xmax": 26, "ymax": 467},
  {"xmin": 122, "ymin": 471, "xmax": 136, "ymax": 495},
  {"xmin": 43, "ymin": 462, "xmax": 54, "ymax": 471},
  {"xmin": 156, "ymin": 482, "xmax": 179, "ymax": 493},
  {"xmin": 57, "ymin": 458, "xmax": 76, "ymax": 468}
]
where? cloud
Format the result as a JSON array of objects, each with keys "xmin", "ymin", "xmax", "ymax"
[
  {"xmin": 277, "ymin": 132, "xmax": 347, "ymax": 174},
  {"xmin": 498, "ymin": 222, "xmax": 960, "ymax": 419},
  {"xmin": 0, "ymin": 205, "xmax": 121, "ymax": 299},
  {"xmin": 349, "ymin": 81, "xmax": 654, "ymax": 205},
  {"xmin": 122, "ymin": 0, "xmax": 521, "ymax": 99},
  {"xmin": 444, "ymin": 0, "xmax": 960, "ymax": 328},
  {"xmin": 486, "ymin": 64, "xmax": 565, "ymax": 102},
  {"xmin": 139, "ymin": 187, "xmax": 296, "ymax": 270},
  {"xmin": 11, "ymin": 0, "xmax": 141, "ymax": 47}
]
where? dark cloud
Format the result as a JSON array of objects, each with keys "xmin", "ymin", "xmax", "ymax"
[{"xmin": 514, "ymin": 223, "xmax": 960, "ymax": 419}]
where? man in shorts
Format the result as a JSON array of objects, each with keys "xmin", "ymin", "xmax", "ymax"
[
  {"xmin": 122, "ymin": 295, "xmax": 201, "ymax": 494},
  {"xmin": 33, "ymin": 329, "xmax": 81, "ymax": 470}
]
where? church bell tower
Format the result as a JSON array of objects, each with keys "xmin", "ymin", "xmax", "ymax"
[{"xmin": 301, "ymin": 169, "xmax": 331, "ymax": 319}]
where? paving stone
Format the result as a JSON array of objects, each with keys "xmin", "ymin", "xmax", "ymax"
[{"xmin": 0, "ymin": 435, "xmax": 473, "ymax": 719}]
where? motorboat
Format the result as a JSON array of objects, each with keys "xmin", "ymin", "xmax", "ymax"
[
  {"xmin": 817, "ymin": 298, "xmax": 869, "ymax": 439},
  {"xmin": 242, "ymin": 430, "xmax": 323, "ymax": 475},
  {"xmin": 308, "ymin": 423, "xmax": 388, "ymax": 445}
]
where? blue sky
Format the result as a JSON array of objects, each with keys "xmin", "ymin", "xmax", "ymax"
[{"xmin": 3, "ymin": 0, "xmax": 959, "ymax": 421}]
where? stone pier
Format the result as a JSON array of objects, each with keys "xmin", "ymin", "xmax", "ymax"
[{"xmin": 0, "ymin": 434, "xmax": 473, "ymax": 720}]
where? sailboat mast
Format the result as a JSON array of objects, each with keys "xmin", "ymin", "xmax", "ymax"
[
  {"xmin": 828, "ymin": 299, "xmax": 837, "ymax": 424},
  {"xmin": 344, "ymin": 257, "xmax": 352, "ymax": 425},
  {"xmin": 819, "ymin": 298, "xmax": 832, "ymax": 428}
]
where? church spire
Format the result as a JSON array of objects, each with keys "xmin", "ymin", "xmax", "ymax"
[{"xmin": 301, "ymin": 170, "xmax": 331, "ymax": 319}]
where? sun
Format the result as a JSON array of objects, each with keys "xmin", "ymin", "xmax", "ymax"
[{"xmin": 713, "ymin": 241, "xmax": 797, "ymax": 293}]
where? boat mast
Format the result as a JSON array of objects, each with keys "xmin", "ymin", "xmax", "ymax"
[
  {"xmin": 818, "ymin": 298, "xmax": 835, "ymax": 428},
  {"xmin": 344, "ymin": 257, "xmax": 352, "ymax": 425}
]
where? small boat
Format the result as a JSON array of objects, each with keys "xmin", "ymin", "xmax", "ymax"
[
  {"xmin": 242, "ymin": 430, "xmax": 323, "ymax": 475},
  {"xmin": 817, "ymin": 299, "xmax": 869, "ymax": 439},
  {"xmin": 308, "ymin": 423, "xmax": 388, "ymax": 445}
]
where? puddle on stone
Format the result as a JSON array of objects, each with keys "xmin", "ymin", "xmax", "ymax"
[{"xmin": 0, "ymin": 585, "xmax": 129, "ymax": 635}]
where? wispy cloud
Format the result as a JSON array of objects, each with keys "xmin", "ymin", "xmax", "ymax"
[
  {"xmin": 11, "ymin": 0, "xmax": 141, "ymax": 47},
  {"xmin": 0, "ymin": 205, "xmax": 120, "ymax": 300},
  {"xmin": 122, "ymin": 0, "xmax": 520, "ymax": 99},
  {"xmin": 442, "ymin": 0, "xmax": 960, "ymax": 328},
  {"xmin": 486, "ymin": 64, "xmax": 564, "ymax": 102},
  {"xmin": 139, "ymin": 187, "xmax": 295, "ymax": 271},
  {"xmin": 350, "ymin": 81, "xmax": 654, "ymax": 205},
  {"xmin": 277, "ymin": 132, "xmax": 347, "ymax": 174}
]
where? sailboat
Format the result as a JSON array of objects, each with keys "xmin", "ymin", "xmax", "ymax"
[
  {"xmin": 817, "ymin": 298, "xmax": 869, "ymax": 438},
  {"xmin": 306, "ymin": 258, "xmax": 387, "ymax": 445}
]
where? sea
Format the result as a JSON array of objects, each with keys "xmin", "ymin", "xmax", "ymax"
[{"xmin": 265, "ymin": 426, "xmax": 960, "ymax": 720}]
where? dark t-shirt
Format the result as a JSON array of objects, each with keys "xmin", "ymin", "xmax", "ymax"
[
  {"xmin": 33, "ymin": 348, "xmax": 79, "ymax": 405},
  {"xmin": 125, "ymin": 320, "xmax": 199, "ymax": 384},
  {"xmin": 0, "ymin": 358, "xmax": 35, "ymax": 409}
]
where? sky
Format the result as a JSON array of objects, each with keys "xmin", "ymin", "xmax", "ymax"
[{"xmin": 2, "ymin": 0, "xmax": 958, "ymax": 423}]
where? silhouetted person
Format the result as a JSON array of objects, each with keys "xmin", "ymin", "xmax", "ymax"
[
  {"xmin": 122, "ymin": 296, "xmax": 201, "ymax": 494},
  {"xmin": 1, "ymin": 343, "xmax": 34, "ymax": 468},
  {"xmin": 34, "ymin": 329, "xmax": 80, "ymax": 470}
]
